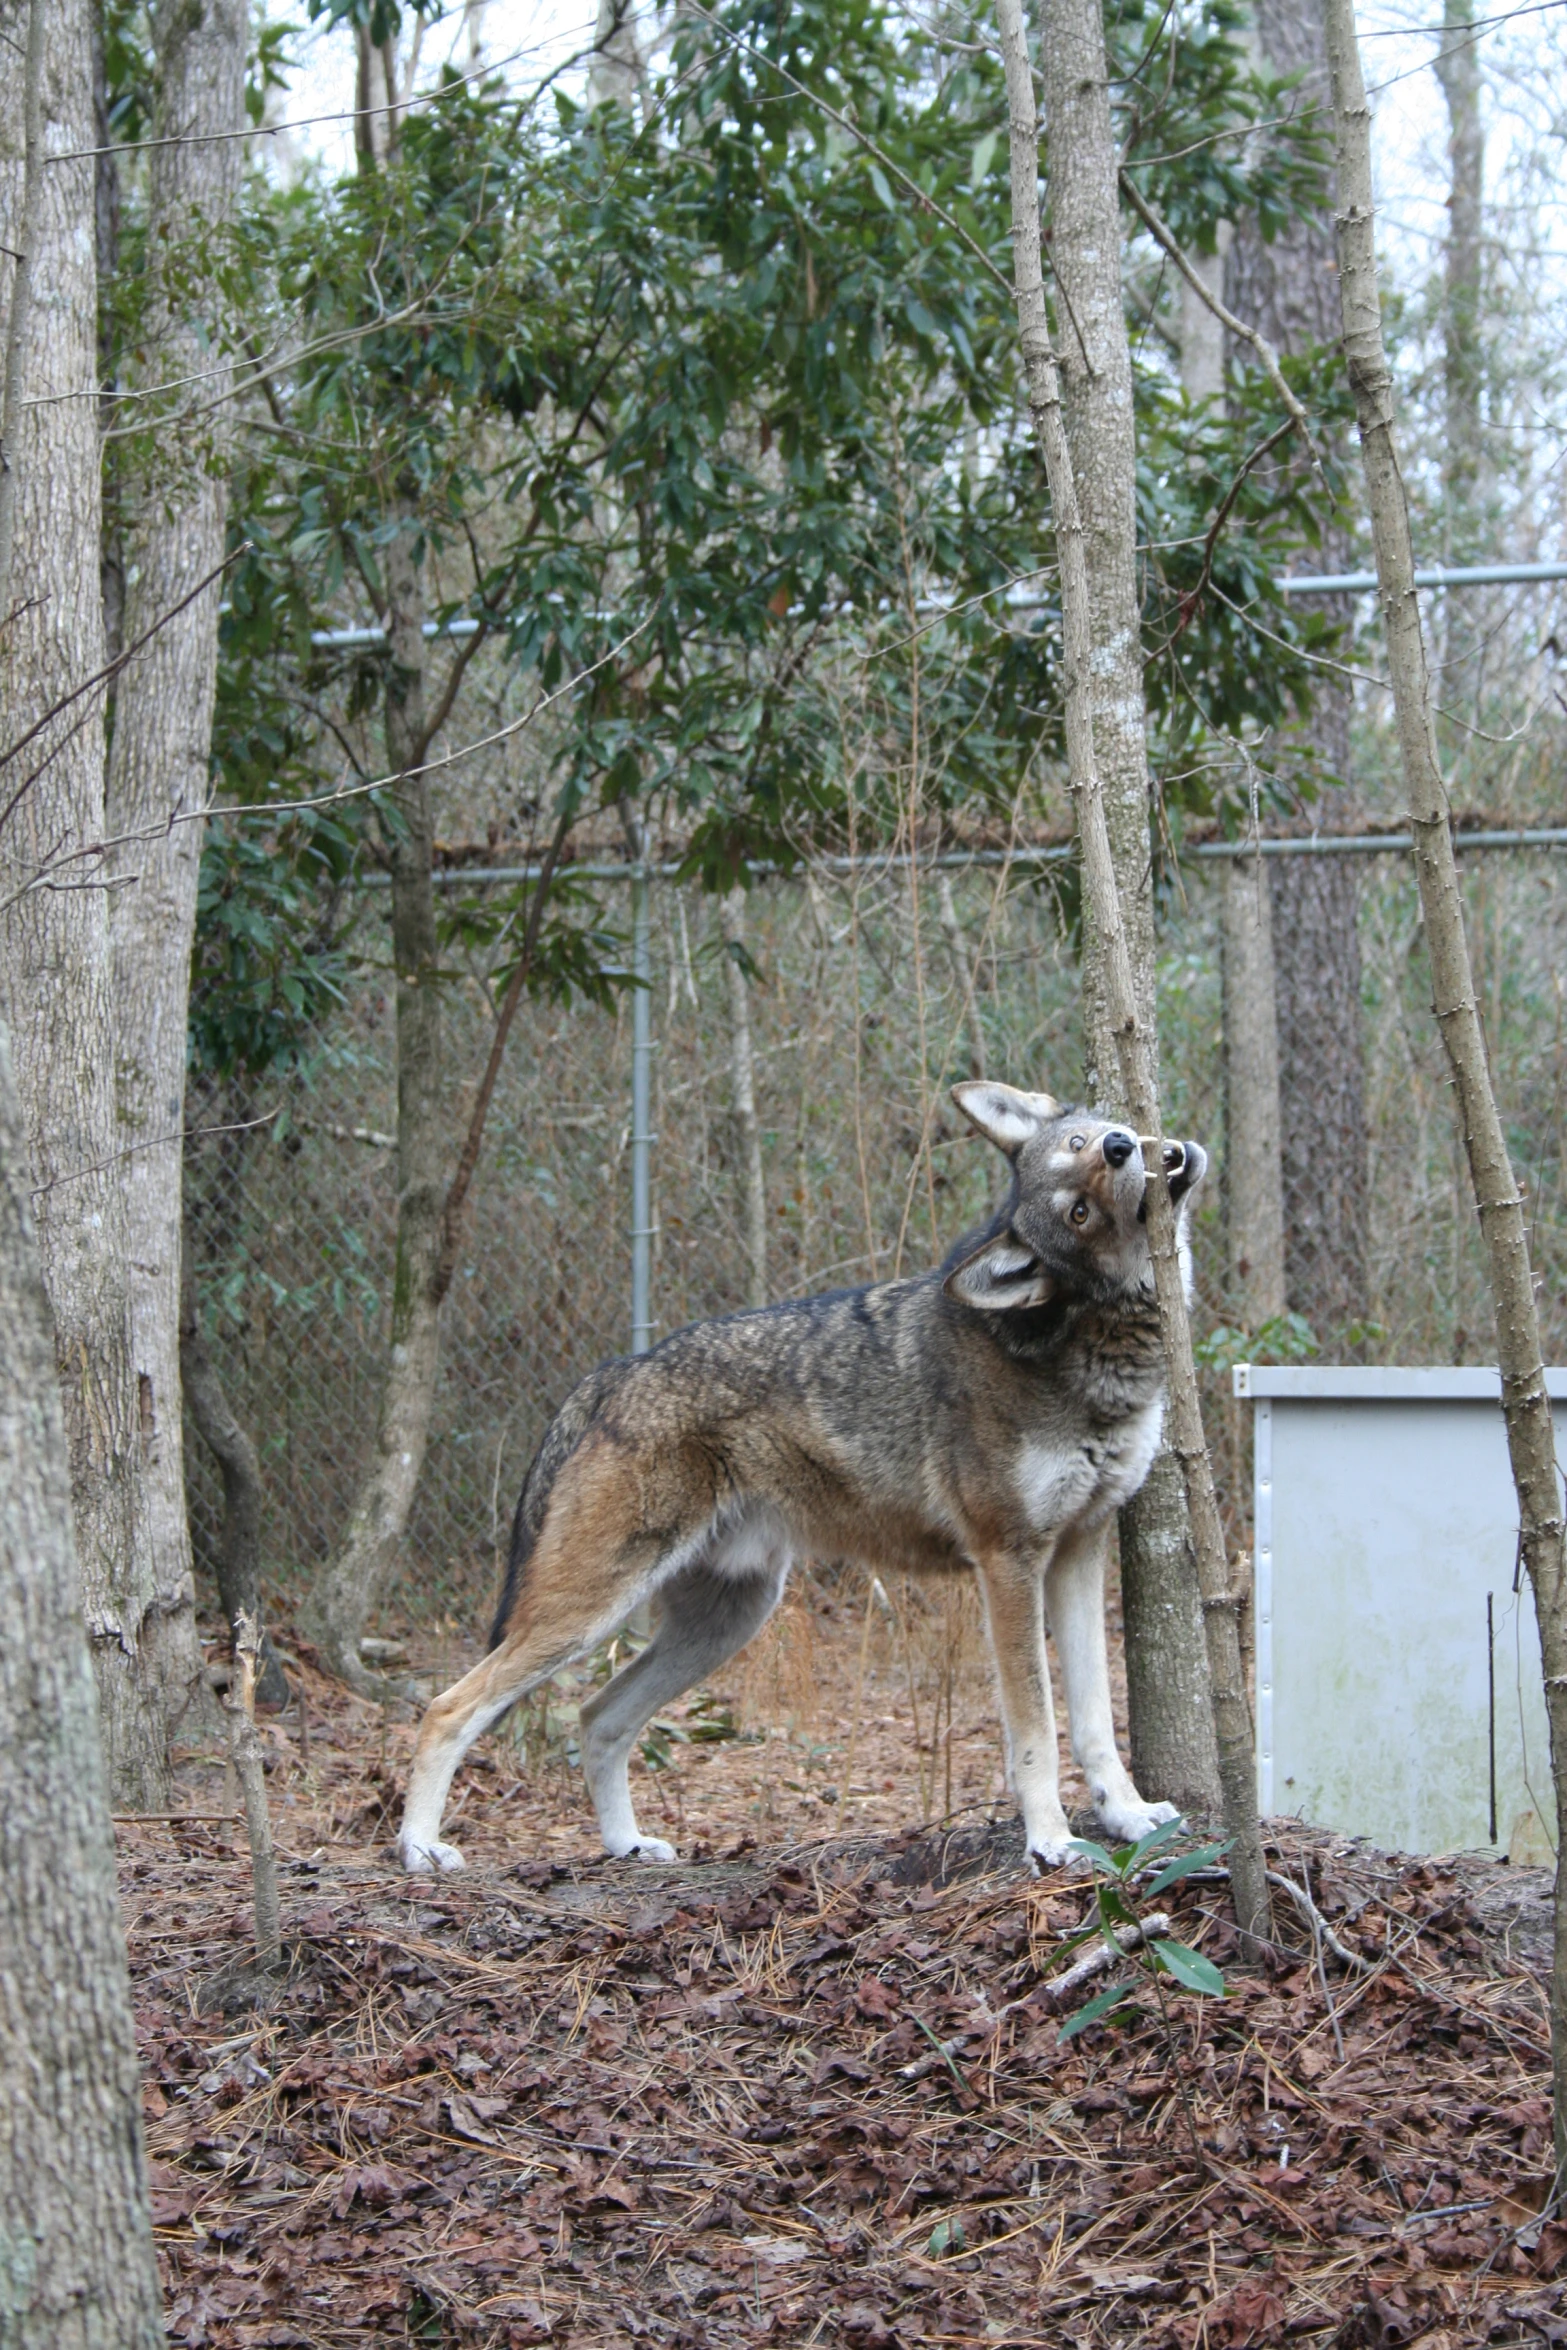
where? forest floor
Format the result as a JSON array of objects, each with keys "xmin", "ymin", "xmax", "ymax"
[{"xmin": 123, "ymin": 1578, "xmax": 1565, "ymax": 2349}]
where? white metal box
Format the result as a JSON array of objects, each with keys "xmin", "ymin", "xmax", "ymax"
[{"xmin": 1233, "ymin": 1364, "xmax": 1566, "ymax": 1861}]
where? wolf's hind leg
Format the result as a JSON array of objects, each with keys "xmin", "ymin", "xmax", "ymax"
[
  {"xmin": 580, "ymin": 1552, "xmax": 787, "ymax": 1862},
  {"xmin": 1047, "ymin": 1521, "xmax": 1179, "ymax": 1847},
  {"xmin": 974, "ymin": 1554, "xmax": 1073, "ymax": 1871},
  {"xmin": 399, "ymin": 1635, "xmax": 569, "ymax": 1874}
]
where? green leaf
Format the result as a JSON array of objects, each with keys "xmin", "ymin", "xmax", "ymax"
[
  {"xmin": 969, "ymin": 129, "xmax": 999, "ymax": 187},
  {"xmin": 1065, "ymin": 1836, "xmax": 1122, "ymax": 1878},
  {"xmin": 1144, "ymin": 1842, "xmax": 1231, "ymax": 1898},
  {"xmin": 1151, "ymin": 1939, "xmax": 1226, "ymax": 1997},
  {"xmin": 1127, "ymin": 1814, "xmax": 1187, "ymax": 1867},
  {"xmin": 926, "ymin": 2216, "xmax": 967, "ymax": 2257},
  {"xmin": 1057, "ymin": 1983, "xmax": 1137, "ymax": 2041},
  {"xmin": 867, "ymin": 161, "xmax": 895, "ymax": 209}
]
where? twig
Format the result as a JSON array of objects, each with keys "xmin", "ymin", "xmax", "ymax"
[
  {"xmin": 0, "ymin": 546, "xmax": 247, "ymax": 811},
  {"xmin": 1159, "ymin": 419, "xmax": 1297, "ymax": 654},
  {"xmin": 1266, "ymin": 1867, "xmax": 1372, "ymax": 1978},
  {"xmin": 29, "ymin": 1110, "xmax": 277, "ymax": 1201},
  {"xmin": 226, "ymin": 1612, "xmax": 283, "ymax": 1971},
  {"xmin": 1041, "ymin": 1913, "xmax": 1171, "ymax": 2006},
  {"xmin": 435, "ymin": 796, "xmax": 575, "ymax": 1298},
  {"xmin": 1116, "ymin": 170, "xmax": 1327, "ymax": 486}
]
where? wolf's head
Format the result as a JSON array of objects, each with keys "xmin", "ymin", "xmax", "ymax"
[{"xmin": 942, "ymin": 1081, "xmax": 1208, "ymax": 1313}]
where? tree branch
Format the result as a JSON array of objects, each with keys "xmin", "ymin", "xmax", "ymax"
[
  {"xmin": 1117, "ymin": 169, "xmax": 1327, "ymax": 484},
  {"xmin": 434, "ymin": 796, "xmax": 575, "ymax": 1300}
]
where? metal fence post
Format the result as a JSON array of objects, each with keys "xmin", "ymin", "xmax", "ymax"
[{"xmin": 630, "ymin": 856, "xmax": 655, "ymax": 1355}]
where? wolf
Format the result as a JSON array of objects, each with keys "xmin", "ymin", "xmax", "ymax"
[{"xmin": 398, "ymin": 1080, "xmax": 1207, "ymax": 1878}]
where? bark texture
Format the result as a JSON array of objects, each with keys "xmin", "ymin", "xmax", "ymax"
[
  {"xmin": 997, "ymin": 0, "xmax": 1266, "ymax": 1935},
  {"xmin": 1040, "ymin": 0, "xmax": 1219, "ymax": 1819},
  {"xmin": 0, "ymin": 0, "xmax": 171, "ymax": 1805},
  {"xmin": 0, "ymin": 1018, "xmax": 165, "ymax": 2349},
  {"xmin": 1435, "ymin": 0, "xmax": 1483, "ymax": 535},
  {"xmin": 1324, "ymin": 0, "xmax": 1567, "ymax": 2174},
  {"xmin": 1219, "ymin": 858, "xmax": 1287, "ymax": 1324},
  {"xmin": 0, "ymin": 0, "xmax": 43, "ymax": 613},
  {"xmin": 1038, "ymin": 0, "xmax": 1155, "ymax": 1102},
  {"xmin": 1120, "ymin": 1445, "xmax": 1222, "ymax": 1818},
  {"xmin": 308, "ymin": 523, "xmax": 446, "ymax": 1687},
  {"xmin": 722, "ymin": 885, "xmax": 768, "ymax": 1308},
  {"xmin": 1226, "ymin": 0, "xmax": 1370, "ymax": 1343},
  {"xmin": 103, "ymin": 0, "xmax": 248, "ymax": 1787},
  {"xmin": 1178, "ymin": 234, "xmax": 1230, "ymax": 406}
]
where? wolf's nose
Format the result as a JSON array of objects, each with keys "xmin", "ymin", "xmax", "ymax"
[{"xmin": 1102, "ymin": 1130, "xmax": 1136, "ymax": 1168}]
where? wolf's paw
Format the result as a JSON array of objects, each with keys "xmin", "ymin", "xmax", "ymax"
[
  {"xmin": 1025, "ymin": 1826, "xmax": 1079, "ymax": 1876},
  {"xmin": 1095, "ymin": 1793, "xmax": 1181, "ymax": 1846},
  {"xmin": 400, "ymin": 1834, "xmax": 466, "ymax": 1875},
  {"xmin": 601, "ymin": 1830, "xmax": 678, "ymax": 1864}
]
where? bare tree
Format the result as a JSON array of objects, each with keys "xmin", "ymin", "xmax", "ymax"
[
  {"xmin": 996, "ymin": 0, "xmax": 1269, "ymax": 1938},
  {"xmin": 104, "ymin": 0, "xmax": 249, "ymax": 1758},
  {"xmin": 1040, "ymin": 0, "xmax": 1220, "ymax": 1821},
  {"xmin": 1227, "ymin": 0, "xmax": 1370, "ymax": 1344},
  {"xmin": 0, "ymin": 1018, "xmax": 165, "ymax": 2349},
  {"xmin": 1323, "ymin": 0, "xmax": 1567, "ymax": 2178},
  {"xmin": 722, "ymin": 885, "xmax": 768, "ymax": 1308},
  {"xmin": 0, "ymin": 0, "xmax": 173, "ymax": 1805}
]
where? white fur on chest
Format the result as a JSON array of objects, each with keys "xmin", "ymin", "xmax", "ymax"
[{"xmin": 1014, "ymin": 1397, "xmax": 1164, "ymax": 1537}]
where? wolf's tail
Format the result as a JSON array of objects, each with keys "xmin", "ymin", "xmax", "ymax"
[{"xmin": 487, "ymin": 1367, "xmax": 614, "ymax": 1651}]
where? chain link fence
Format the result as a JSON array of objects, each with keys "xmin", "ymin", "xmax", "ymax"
[{"xmin": 181, "ymin": 848, "xmax": 1567, "ymax": 1637}]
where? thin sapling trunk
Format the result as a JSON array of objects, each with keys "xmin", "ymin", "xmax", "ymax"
[
  {"xmin": 995, "ymin": 0, "xmax": 1271, "ymax": 1941},
  {"xmin": 1323, "ymin": 0, "xmax": 1567, "ymax": 2180}
]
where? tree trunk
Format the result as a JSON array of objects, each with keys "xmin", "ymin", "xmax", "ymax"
[
  {"xmin": 1121, "ymin": 1444, "xmax": 1224, "ymax": 1818},
  {"xmin": 997, "ymin": 0, "xmax": 1269, "ymax": 1937},
  {"xmin": 0, "ymin": 0, "xmax": 43, "ymax": 615},
  {"xmin": 1178, "ymin": 233, "xmax": 1230, "ymax": 406},
  {"xmin": 1323, "ymin": 0, "xmax": 1567, "ymax": 2184},
  {"xmin": 307, "ymin": 522, "xmax": 446, "ymax": 1689},
  {"xmin": 1220, "ymin": 859, "xmax": 1286, "ymax": 1324},
  {"xmin": 722, "ymin": 885, "xmax": 768, "ymax": 1308},
  {"xmin": 1040, "ymin": 0, "xmax": 1220, "ymax": 1820},
  {"xmin": 1435, "ymin": 0, "xmax": 1483, "ymax": 541},
  {"xmin": 1039, "ymin": 0, "xmax": 1155, "ymax": 1101},
  {"xmin": 179, "ymin": 1253, "xmax": 289, "ymax": 1708},
  {"xmin": 102, "ymin": 0, "xmax": 248, "ymax": 1796},
  {"xmin": 1226, "ymin": 0, "xmax": 1369, "ymax": 1347},
  {"xmin": 0, "ymin": 1017, "xmax": 165, "ymax": 2349},
  {"xmin": 0, "ymin": 0, "xmax": 172, "ymax": 1807}
]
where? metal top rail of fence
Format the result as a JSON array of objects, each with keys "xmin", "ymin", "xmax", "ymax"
[{"xmin": 291, "ymin": 556, "xmax": 1567, "ymax": 650}]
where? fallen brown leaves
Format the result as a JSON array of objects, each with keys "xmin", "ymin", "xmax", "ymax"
[{"xmin": 122, "ymin": 1651, "xmax": 1563, "ymax": 2349}]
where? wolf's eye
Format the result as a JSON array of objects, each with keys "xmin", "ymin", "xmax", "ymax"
[
  {"xmin": 1069, "ymin": 1134, "xmax": 1086, "ymax": 1151},
  {"xmin": 1069, "ymin": 1199, "xmax": 1090, "ymax": 1224}
]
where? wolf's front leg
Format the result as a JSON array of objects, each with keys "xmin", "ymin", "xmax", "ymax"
[
  {"xmin": 1046, "ymin": 1521, "xmax": 1179, "ymax": 1848},
  {"xmin": 974, "ymin": 1554, "xmax": 1075, "ymax": 1871}
]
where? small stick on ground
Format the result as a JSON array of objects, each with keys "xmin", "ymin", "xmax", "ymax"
[{"xmin": 226, "ymin": 1611, "xmax": 282, "ymax": 1971}]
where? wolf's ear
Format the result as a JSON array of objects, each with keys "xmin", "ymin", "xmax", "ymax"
[
  {"xmin": 944, "ymin": 1236, "xmax": 1056, "ymax": 1313},
  {"xmin": 951, "ymin": 1080, "xmax": 1060, "ymax": 1157}
]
